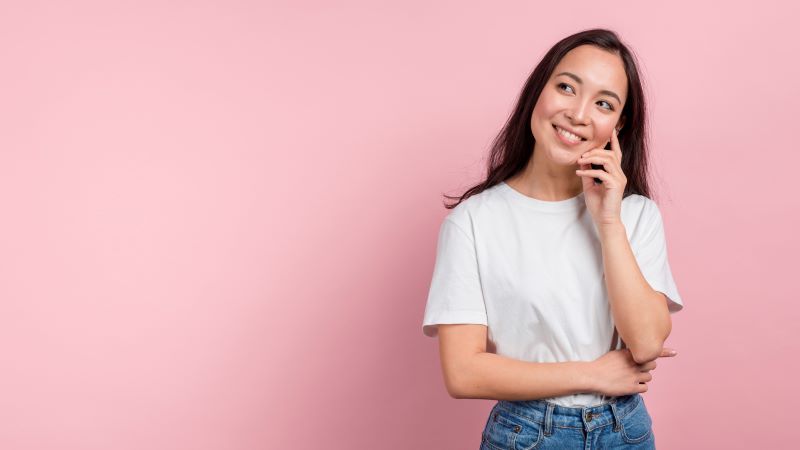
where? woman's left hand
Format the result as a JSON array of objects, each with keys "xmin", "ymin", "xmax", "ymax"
[{"xmin": 575, "ymin": 127, "xmax": 626, "ymax": 226}]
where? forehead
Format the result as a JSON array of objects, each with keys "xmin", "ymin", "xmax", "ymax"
[{"xmin": 552, "ymin": 45, "xmax": 627, "ymax": 98}]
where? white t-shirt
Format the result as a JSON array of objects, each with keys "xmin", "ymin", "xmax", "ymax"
[{"xmin": 422, "ymin": 181, "xmax": 684, "ymax": 407}]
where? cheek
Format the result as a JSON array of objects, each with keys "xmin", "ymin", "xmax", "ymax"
[
  {"xmin": 530, "ymin": 97, "xmax": 557, "ymax": 133},
  {"xmin": 532, "ymin": 92, "xmax": 559, "ymax": 119},
  {"xmin": 597, "ymin": 123, "xmax": 617, "ymax": 140}
]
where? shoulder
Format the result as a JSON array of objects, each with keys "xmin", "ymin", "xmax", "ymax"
[
  {"xmin": 622, "ymin": 193, "xmax": 656, "ymax": 211},
  {"xmin": 622, "ymin": 193, "xmax": 662, "ymax": 223},
  {"xmin": 442, "ymin": 183, "xmax": 507, "ymax": 233},
  {"xmin": 621, "ymin": 194, "xmax": 667, "ymax": 243}
]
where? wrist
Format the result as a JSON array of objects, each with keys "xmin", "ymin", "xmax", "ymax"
[
  {"xmin": 578, "ymin": 360, "xmax": 599, "ymax": 393},
  {"xmin": 597, "ymin": 221, "xmax": 626, "ymax": 240}
]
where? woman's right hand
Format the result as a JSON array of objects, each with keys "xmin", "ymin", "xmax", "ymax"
[{"xmin": 588, "ymin": 347, "xmax": 677, "ymax": 397}]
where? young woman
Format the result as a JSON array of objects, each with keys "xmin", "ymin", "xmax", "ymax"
[{"xmin": 421, "ymin": 28, "xmax": 684, "ymax": 449}]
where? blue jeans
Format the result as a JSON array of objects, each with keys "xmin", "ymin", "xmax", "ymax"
[{"xmin": 480, "ymin": 393, "xmax": 655, "ymax": 449}]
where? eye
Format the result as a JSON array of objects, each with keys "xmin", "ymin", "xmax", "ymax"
[
  {"xmin": 598, "ymin": 100, "xmax": 614, "ymax": 111},
  {"xmin": 557, "ymin": 82, "xmax": 574, "ymax": 94}
]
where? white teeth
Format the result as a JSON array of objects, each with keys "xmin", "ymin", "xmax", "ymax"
[{"xmin": 556, "ymin": 126, "xmax": 583, "ymax": 142}]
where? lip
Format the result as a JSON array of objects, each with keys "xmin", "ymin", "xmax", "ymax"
[{"xmin": 552, "ymin": 124, "xmax": 587, "ymax": 146}]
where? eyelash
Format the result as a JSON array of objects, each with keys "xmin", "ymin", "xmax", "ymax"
[{"xmin": 556, "ymin": 82, "xmax": 614, "ymax": 111}]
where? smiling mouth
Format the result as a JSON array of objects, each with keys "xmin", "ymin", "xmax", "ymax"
[{"xmin": 552, "ymin": 124, "xmax": 587, "ymax": 143}]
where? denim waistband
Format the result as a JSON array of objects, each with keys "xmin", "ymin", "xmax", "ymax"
[{"xmin": 496, "ymin": 394, "xmax": 641, "ymax": 433}]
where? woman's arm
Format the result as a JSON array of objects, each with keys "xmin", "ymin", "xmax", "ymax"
[
  {"xmin": 598, "ymin": 222, "xmax": 672, "ymax": 364},
  {"xmin": 437, "ymin": 324, "xmax": 594, "ymax": 400},
  {"xmin": 436, "ymin": 324, "xmax": 670, "ymax": 400}
]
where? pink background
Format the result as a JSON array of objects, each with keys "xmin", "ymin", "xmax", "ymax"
[{"xmin": 1, "ymin": 1, "xmax": 797, "ymax": 449}]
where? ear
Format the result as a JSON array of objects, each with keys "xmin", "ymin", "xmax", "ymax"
[{"xmin": 616, "ymin": 116, "xmax": 626, "ymax": 133}]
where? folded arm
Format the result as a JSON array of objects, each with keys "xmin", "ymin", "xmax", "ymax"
[
  {"xmin": 436, "ymin": 324, "xmax": 596, "ymax": 400},
  {"xmin": 599, "ymin": 222, "xmax": 672, "ymax": 364}
]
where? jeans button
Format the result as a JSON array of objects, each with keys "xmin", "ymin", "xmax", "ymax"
[{"xmin": 585, "ymin": 412, "xmax": 594, "ymax": 421}]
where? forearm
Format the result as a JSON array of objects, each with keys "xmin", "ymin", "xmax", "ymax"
[
  {"xmin": 451, "ymin": 352, "xmax": 596, "ymax": 400},
  {"xmin": 599, "ymin": 222, "xmax": 671, "ymax": 363}
]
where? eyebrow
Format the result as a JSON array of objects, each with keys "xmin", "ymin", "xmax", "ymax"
[{"xmin": 555, "ymin": 71, "xmax": 622, "ymax": 105}]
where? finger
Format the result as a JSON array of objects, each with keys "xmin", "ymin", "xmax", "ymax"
[
  {"xmin": 577, "ymin": 154, "xmax": 613, "ymax": 165},
  {"xmin": 581, "ymin": 147, "xmax": 621, "ymax": 170},
  {"xmin": 576, "ymin": 155, "xmax": 623, "ymax": 177},
  {"xmin": 659, "ymin": 347, "xmax": 678, "ymax": 358},
  {"xmin": 638, "ymin": 360, "xmax": 657, "ymax": 371},
  {"xmin": 581, "ymin": 147, "xmax": 618, "ymax": 159},
  {"xmin": 575, "ymin": 168, "xmax": 615, "ymax": 185},
  {"xmin": 576, "ymin": 162, "xmax": 597, "ymax": 191},
  {"xmin": 611, "ymin": 127, "xmax": 622, "ymax": 160},
  {"xmin": 639, "ymin": 372, "xmax": 653, "ymax": 383}
]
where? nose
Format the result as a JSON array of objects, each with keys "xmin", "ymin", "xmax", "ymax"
[{"xmin": 565, "ymin": 101, "xmax": 591, "ymax": 125}]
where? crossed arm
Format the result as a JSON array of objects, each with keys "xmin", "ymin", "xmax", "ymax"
[
  {"xmin": 438, "ymin": 223, "xmax": 673, "ymax": 399},
  {"xmin": 598, "ymin": 222, "xmax": 672, "ymax": 364}
]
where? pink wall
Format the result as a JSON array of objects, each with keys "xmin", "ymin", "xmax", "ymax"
[{"xmin": 1, "ymin": 1, "xmax": 797, "ymax": 449}]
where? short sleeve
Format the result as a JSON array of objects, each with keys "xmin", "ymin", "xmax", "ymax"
[
  {"xmin": 421, "ymin": 217, "xmax": 488, "ymax": 337},
  {"xmin": 630, "ymin": 200, "xmax": 684, "ymax": 314}
]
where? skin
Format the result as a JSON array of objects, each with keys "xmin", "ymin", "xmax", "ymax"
[
  {"xmin": 507, "ymin": 44, "xmax": 628, "ymax": 201},
  {"xmin": 437, "ymin": 45, "xmax": 678, "ymax": 401},
  {"xmin": 498, "ymin": 44, "xmax": 676, "ymax": 395}
]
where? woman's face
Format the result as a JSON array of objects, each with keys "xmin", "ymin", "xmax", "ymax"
[{"xmin": 530, "ymin": 44, "xmax": 628, "ymax": 166}]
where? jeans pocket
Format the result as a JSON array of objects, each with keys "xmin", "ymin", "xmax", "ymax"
[
  {"xmin": 619, "ymin": 396, "xmax": 653, "ymax": 444},
  {"xmin": 481, "ymin": 405, "xmax": 544, "ymax": 450}
]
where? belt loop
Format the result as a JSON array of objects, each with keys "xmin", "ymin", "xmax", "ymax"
[
  {"xmin": 609, "ymin": 401, "xmax": 621, "ymax": 432},
  {"xmin": 543, "ymin": 402, "xmax": 555, "ymax": 436}
]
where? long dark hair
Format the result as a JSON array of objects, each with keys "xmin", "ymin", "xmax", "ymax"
[{"xmin": 444, "ymin": 28, "xmax": 653, "ymax": 209}]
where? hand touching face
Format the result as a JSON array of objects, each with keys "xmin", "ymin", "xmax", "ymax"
[{"xmin": 575, "ymin": 126, "xmax": 627, "ymax": 225}]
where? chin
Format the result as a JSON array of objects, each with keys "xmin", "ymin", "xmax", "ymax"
[{"xmin": 547, "ymin": 145, "xmax": 581, "ymax": 166}]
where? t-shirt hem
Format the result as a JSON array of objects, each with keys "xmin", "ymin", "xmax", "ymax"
[
  {"xmin": 422, "ymin": 310, "xmax": 488, "ymax": 338},
  {"xmin": 653, "ymin": 288, "xmax": 684, "ymax": 314}
]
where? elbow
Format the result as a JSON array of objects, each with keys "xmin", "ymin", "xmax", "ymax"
[
  {"xmin": 444, "ymin": 374, "xmax": 460, "ymax": 398},
  {"xmin": 444, "ymin": 362, "xmax": 478, "ymax": 399},
  {"xmin": 444, "ymin": 375, "xmax": 468, "ymax": 399},
  {"xmin": 628, "ymin": 340, "xmax": 665, "ymax": 364},
  {"xmin": 628, "ymin": 297, "xmax": 673, "ymax": 364}
]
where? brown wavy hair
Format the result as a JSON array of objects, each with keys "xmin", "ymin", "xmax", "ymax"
[{"xmin": 444, "ymin": 28, "xmax": 653, "ymax": 209}]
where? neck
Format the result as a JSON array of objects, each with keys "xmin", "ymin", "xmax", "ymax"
[{"xmin": 506, "ymin": 145, "xmax": 583, "ymax": 201}]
